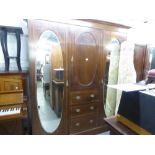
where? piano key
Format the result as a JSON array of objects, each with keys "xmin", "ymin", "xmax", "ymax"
[{"xmin": 0, "ymin": 107, "xmax": 21, "ymax": 116}]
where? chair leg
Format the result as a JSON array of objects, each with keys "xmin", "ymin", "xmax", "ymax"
[
  {"xmin": 16, "ymin": 32, "xmax": 22, "ymax": 71},
  {"xmin": 1, "ymin": 30, "xmax": 10, "ymax": 71}
]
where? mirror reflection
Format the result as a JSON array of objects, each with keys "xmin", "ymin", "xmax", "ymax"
[
  {"xmin": 105, "ymin": 39, "xmax": 121, "ymax": 117},
  {"xmin": 105, "ymin": 41, "xmax": 155, "ymax": 117},
  {"xmin": 105, "ymin": 40, "xmax": 137, "ymax": 116},
  {"xmin": 36, "ymin": 31, "xmax": 64, "ymax": 133},
  {"xmin": 148, "ymin": 46, "xmax": 155, "ymax": 70}
]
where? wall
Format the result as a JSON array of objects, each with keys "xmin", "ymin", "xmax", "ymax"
[{"xmin": 0, "ymin": 20, "xmax": 29, "ymax": 71}]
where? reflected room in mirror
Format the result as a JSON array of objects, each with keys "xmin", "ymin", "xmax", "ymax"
[{"xmin": 36, "ymin": 31, "xmax": 64, "ymax": 133}]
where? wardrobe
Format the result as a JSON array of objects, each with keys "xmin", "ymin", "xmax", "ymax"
[{"xmin": 28, "ymin": 19, "xmax": 146, "ymax": 135}]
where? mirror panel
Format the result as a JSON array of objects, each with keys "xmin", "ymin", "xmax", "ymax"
[
  {"xmin": 36, "ymin": 30, "xmax": 63, "ymax": 133},
  {"xmin": 105, "ymin": 39, "xmax": 151, "ymax": 117},
  {"xmin": 104, "ymin": 39, "xmax": 121, "ymax": 116}
]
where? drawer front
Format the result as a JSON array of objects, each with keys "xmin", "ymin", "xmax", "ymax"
[
  {"xmin": 70, "ymin": 90, "xmax": 99, "ymax": 105},
  {"xmin": 4, "ymin": 80, "xmax": 22, "ymax": 91},
  {"xmin": 0, "ymin": 92, "xmax": 23, "ymax": 105},
  {"xmin": 70, "ymin": 114, "xmax": 98, "ymax": 133},
  {"xmin": 0, "ymin": 76, "xmax": 23, "ymax": 92},
  {"xmin": 70, "ymin": 103, "xmax": 98, "ymax": 117}
]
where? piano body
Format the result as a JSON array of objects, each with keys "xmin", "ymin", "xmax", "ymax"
[{"xmin": 0, "ymin": 72, "xmax": 31, "ymax": 134}]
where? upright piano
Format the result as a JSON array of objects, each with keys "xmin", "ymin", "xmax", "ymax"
[{"xmin": 0, "ymin": 71, "xmax": 31, "ymax": 134}]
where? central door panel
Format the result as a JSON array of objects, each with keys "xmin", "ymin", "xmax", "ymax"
[
  {"xmin": 75, "ymin": 32, "xmax": 98, "ymax": 86},
  {"xmin": 68, "ymin": 25, "xmax": 106, "ymax": 134},
  {"xmin": 69, "ymin": 26, "xmax": 102, "ymax": 90}
]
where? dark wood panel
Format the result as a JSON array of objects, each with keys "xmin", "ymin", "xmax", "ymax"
[
  {"xmin": 68, "ymin": 24, "xmax": 107, "ymax": 134},
  {"xmin": 69, "ymin": 26, "xmax": 103, "ymax": 90},
  {"xmin": 28, "ymin": 19, "xmax": 68, "ymax": 135},
  {"xmin": 70, "ymin": 113, "xmax": 98, "ymax": 133},
  {"xmin": 0, "ymin": 119, "xmax": 24, "ymax": 135},
  {"xmin": 134, "ymin": 44, "xmax": 148, "ymax": 81},
  {"xmin": 75, "ymin": 32, "xmax": 98, "ymax": 85}
]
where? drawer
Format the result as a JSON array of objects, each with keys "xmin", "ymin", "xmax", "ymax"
[
  {"xmin": 70, "ymin": 114, "xmax": 98, "ymax": 133},
  {"xmin": 0, "ymin": 76, "xmax": 22, "ymax": 92},
  {"xmin": 70, "ymin": 103, "xmax": 98, "ymax": 117},
  {"xmin": 0, "ymin": 92, "xmax": 23, "ymax": 106},
  {"xmin": 70, "ymin": 90, "xmax": 99, "ymax": 105},
  {"xmin": 4, "ymin": 80, "xmax": 22, "ymax": 92}
]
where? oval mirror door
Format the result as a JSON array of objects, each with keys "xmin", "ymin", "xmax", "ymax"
[{"xmin": 36, "ymin": 30, "xmax": 64, "ymax": 133}]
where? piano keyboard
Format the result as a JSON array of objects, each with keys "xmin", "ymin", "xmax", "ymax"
[{"xmin": 0, "ymin": 107, "xmax": 21, "ymax": 116}]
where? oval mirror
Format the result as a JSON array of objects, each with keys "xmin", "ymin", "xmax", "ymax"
[{"xmin": 36, "ymin": 30, "xmax": 64, "ymax": 133}]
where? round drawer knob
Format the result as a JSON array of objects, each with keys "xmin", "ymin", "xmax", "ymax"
[
  {"xmin": 90, "ymin": 94, "xmax": 95, "ymax": 98},
  {"xmin": 75, "ymin": 108, "xmax": 81, "ymax": 113},
  {"xmin": 90, "ymin": 106, "xmax": 94, "ymax": 110},
  {"xmin": 15, "ymin": 86, "xmax": 18, "ymax": 90},
  {"xmin": 75, "ymin": 122, "xmax": 80, "ymax": 126},
  {"xmin": 89, "ymin": 120, "xmax": 94, "ymax": 123},
  {"xmin": 76, "ymin": 96, "xmax": 81, "ymax": 100}
]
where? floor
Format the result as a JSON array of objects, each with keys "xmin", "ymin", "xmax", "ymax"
[{"xmin": 37, "ymin": 81, "xmax": 61, "ymax": 133}]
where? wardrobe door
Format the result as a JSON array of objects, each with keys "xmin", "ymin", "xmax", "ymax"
[
  {"xmin": 68, "ymin": 25, "xmax": 106, "ymax": 134},
  {"xmin": 29, "ymin": 20, "xmax": 68, "ymax": 134}
]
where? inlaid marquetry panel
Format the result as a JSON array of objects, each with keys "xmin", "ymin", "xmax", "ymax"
[
  {"xmin": 75, "ymin": 32, "xmax": 98, "ymax": 86},
  {"xmin": 69, "ymin": 26, "xmax": 103, "ymax": 90}
]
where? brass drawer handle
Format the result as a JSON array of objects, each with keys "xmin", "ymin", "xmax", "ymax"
[
  {"xmin": 75, "ymin": 122, "xmax": 80, "ymax": 126},
  {"xmin": 15, "ymin": 86, "xmax": 18, "ymax": 90},
  {"xmin": 75, "ymin": 108, "xmax": 81, "ymax": 113},
  {"xmin": 76, "ymin": 96, "xmax": 81, "ymax": 100},
  {"xmin": 90, "ymin": 106, "xmax": 94, "ymax": 110},
  {"xmin": 90, "ymin": 94, "xmax": 95, "ymax": 98},
  {"xmin": 89, "ymin": 120, "xmax": 94, "ymax": 123}
]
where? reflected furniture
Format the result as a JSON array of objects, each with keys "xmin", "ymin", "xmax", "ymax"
[
  {"xmin": 52, "ymin": 80, "xmax": 64, "ymax": 117},
  {"xmin": 43, "ymin": 83, "xmax": 50, "ymax": 98},
  {"xmin": 0, "ymin": 71, "xmax": 31, "ymax": 134},
  {"xmin": 0, "ymin": 26, "xmax": 23, "ymax": 71},
  {"xmin": 104, "ymin": 44, "xmax": 149, "ymax": 116},
  {"xmin": 42, "ymin": 64, "xmax": 50, "ymax": 97}
]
